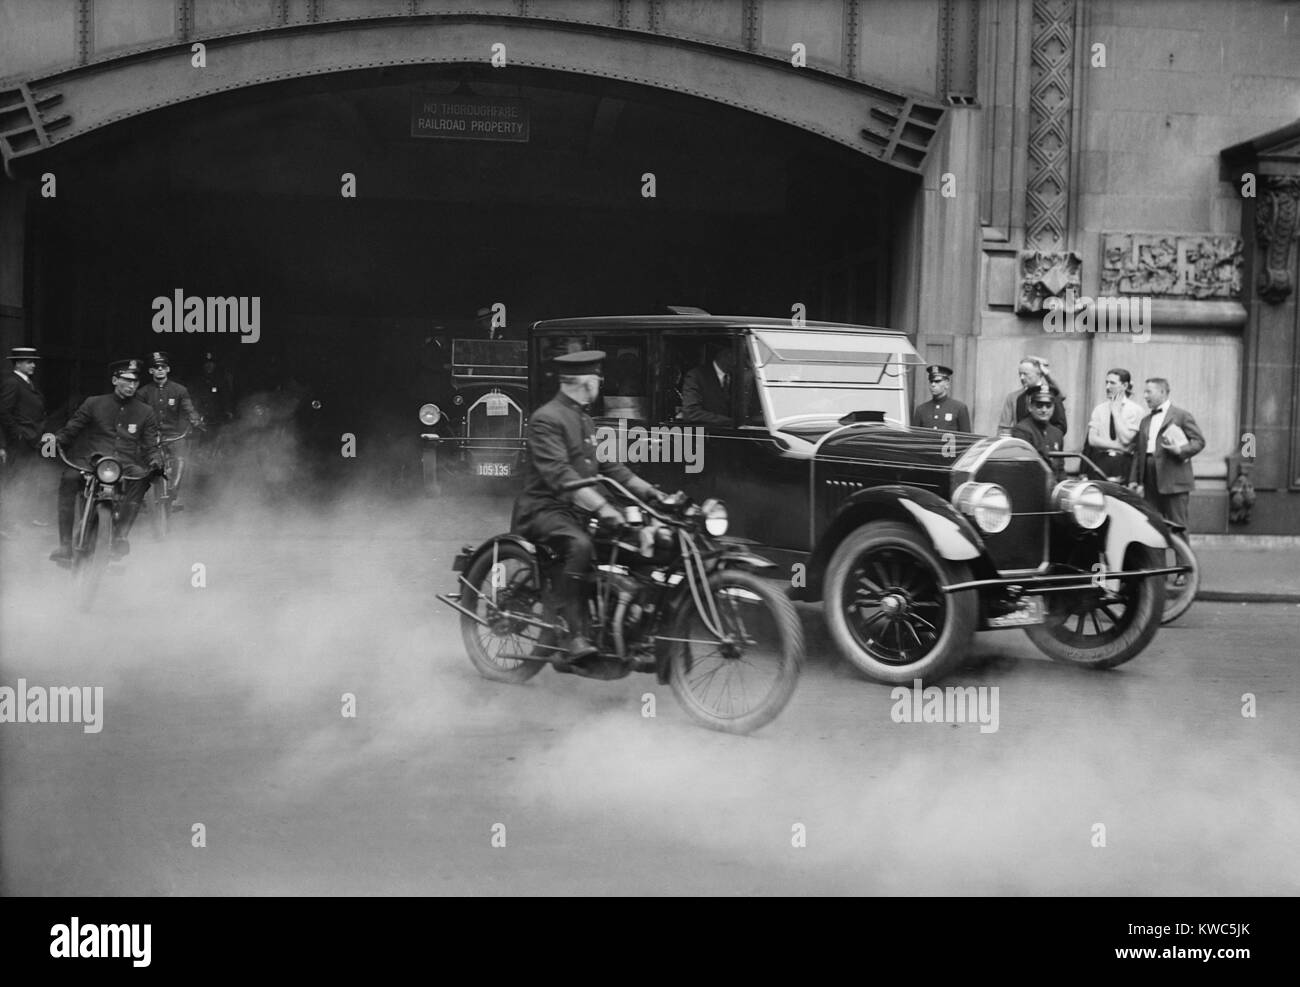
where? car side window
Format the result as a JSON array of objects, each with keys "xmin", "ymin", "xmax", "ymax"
[{"xmin": 664, "ymin": 336, "xmax": 735, "ymax": 426}]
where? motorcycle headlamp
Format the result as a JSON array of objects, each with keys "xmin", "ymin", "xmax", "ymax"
[
  {"xmin": 952, "ymin": 481, "xmax": 1012, "ymax": 534},
  {"xmin": 1053, "ymin": 479, "xmax": 1108, "ymax": 530},
  {"xmin": 418, "ymin": 403, "xmax": 442, "ymax": 426},
  {"xmin": 95, "ymin": 458, "xmax": 122, "ymax": 484},
  {"xmin": 701, "ymin": 498, "xmax": 728, "ymax": 536},
  {"xmin": 624, "ymin": 505, "xmax": 643, "ymax": 525}
]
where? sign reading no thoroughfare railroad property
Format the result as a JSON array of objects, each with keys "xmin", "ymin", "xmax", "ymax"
[{"xmin": 411, "ymin": 95, "xmax": 530, "ymax": 142}]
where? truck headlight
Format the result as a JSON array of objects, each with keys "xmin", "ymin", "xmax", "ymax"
[
  {"xmin": 1053, "ymin": 479, "xmax": 1108, "ymax": 530},
  {"xmin": 952, "ymin": 481, "xmax": 1011, "ymax": 534},
  {"xmin": 701, "ymin": 498, "xmax": 728, "ymax": 536},
  {"xmin": 95, "ymin": 458, "xmax": 122, "ymax": 484},
  {"xmin": 418, "ymin": 403, "xmax": 441, "ymax": 426}
]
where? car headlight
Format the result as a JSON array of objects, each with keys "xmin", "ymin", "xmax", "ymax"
[
  {"xmin": 701, "ymin": 498, "xmax": 728, "ymax": 536},
  {"xmin": 418, "ymin": 403, "xmax": 441, "ymax": 426},
  {"xmin": 95, "ymin": 458, "xmax": 122, "ymax": 484},
  {"xmin": 1053, "ymin": 479, "xmax": 1108, "ymax": 530},
  {"xmin": 952, "ymin": 481, "xmax": 1011, "ymax": 534}
]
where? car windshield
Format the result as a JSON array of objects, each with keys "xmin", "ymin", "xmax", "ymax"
[{"xmin": 746, "ymin": 328, "xmax": 923, "ymax": 426}]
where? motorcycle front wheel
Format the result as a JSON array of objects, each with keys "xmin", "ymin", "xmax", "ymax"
[
  {"xmin": 73, "ymin": 502, "xmax": 113, "ymax": 611},
  {"xmin": 458, "ymin": 544, "xmax": 547, "ymax": 683},
  {"xmin": 667, "ymin": 568, "xmax": 803, "ymax": 734}
]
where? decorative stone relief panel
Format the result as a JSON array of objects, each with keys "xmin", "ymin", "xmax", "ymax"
[
  {"xmin": 1015, "ymin": 249, "xmax": 1082, "ymax": 314},
  {"xmin": 1256, "ymin": 176, "xmax": 1300, "ymax": 304},
  {"xmin": 1099, "ymin": 233, "xmax": 1244, "ymax": 299}
]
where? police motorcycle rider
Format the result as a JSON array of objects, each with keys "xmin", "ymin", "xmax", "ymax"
[
  {"xmin": 511, "ymin": 350, "xmax": 671, "ymax": 663},
  {"xmin": 50, "ymin": 359, "xmax": 163, "ymax": 563},
  {"xmin": 139, "ymin": 350, "xmax": 202, "ymax": 509}
]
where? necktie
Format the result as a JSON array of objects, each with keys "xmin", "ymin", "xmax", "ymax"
[
  {"xmin": 1109, "ymin": 407, "xmax": 1117, "ymax": 440},
  {"xmin": 721, "ymin": 373, "xmax": 730, "ymax": 392}
]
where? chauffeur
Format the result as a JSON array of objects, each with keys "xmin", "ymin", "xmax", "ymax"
[
  {"xmin": 50, "ymin": 359, "xmax": 163, "ymax": 563},
  {"xmin": 512, "ymin": 350, "xmax": 668, "ymax": 662},
  {"xmin": 912, "ymin": 364, "xmax": 971, "ymax": 432}
]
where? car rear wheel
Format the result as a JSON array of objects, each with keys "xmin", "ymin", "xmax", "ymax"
[
  {"xmin": 824, "ymin": 521, "xmax": 978, "ymax": 685},
  {"xmin": 1025, "ymin": 544, "xmax": 1166, "ymax": 668}
]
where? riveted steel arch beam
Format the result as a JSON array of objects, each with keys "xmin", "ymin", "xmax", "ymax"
[{"xmin": 3, "ymin": 17, "xmax": 944, "ymax": 173}]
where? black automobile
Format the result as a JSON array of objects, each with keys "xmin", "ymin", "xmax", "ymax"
[
  {"xmin": 528, "ymin": 315, "xmax": 1182, "ymax": 684},
  {"xmin": 418, "ymin": 338, "xmax": 528, "ymax": 494}
]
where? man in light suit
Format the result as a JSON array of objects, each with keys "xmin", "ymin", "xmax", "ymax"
[{"xmin": 1127, "ymin": 377, "xmax": 1205, "ymax": 530}]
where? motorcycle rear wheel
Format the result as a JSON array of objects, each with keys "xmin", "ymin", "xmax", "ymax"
[
  {"xmin": 667, "ymin": 568, "xmax": 803, "ymax": 734},
  {"xmin": 459, "ymin": 545, "xmax": 547, "ymax": 683}
]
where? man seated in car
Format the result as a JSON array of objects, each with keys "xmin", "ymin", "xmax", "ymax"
[
  {"xmin": 681, "ymin": 345, "xmax": 735, "ymax": 426},
  {"xmin": 1012, "ymin": 382, "xmax": 1065, "ymax": 481}
]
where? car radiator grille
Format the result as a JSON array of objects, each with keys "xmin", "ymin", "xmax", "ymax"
[
  {"xmin": 976, "ymin": 459, "xmax": 1050, "ymax": 572},
  {"xmin": 467, "ymin": 404, "xmax": 522, "ymax": 440}
]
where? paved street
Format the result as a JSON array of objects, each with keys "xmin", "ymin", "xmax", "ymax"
[{"xmin": 2, "ymin": 491, "xmax": 1297, "ymax": 895}]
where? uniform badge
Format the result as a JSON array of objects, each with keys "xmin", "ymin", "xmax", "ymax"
[
  {"xmin": 127, "ymin": 423, "xmax": 137, "ymax": 434},
  {"xmin": 168, "ymin": 398, "xmax": 176, "ymax": 406},
  {"xmin": 944, "ymin": 413, "xmax": 952, "ymax": 421}
]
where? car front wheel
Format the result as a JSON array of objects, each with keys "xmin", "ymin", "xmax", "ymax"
[
  {"xmin": 1024, "ymin": 544, "xmax": 1166, "ymax": 668},
  {"xmin": 823, "ymin": 521, "xmax": 978, "ymax": 685}
]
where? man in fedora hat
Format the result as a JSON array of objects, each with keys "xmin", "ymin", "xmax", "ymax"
[
  {"xmin": 139, "ymin": 350, "xmax": 202, "ymax": 508},
  {"xmin": 912, "ymin": 364, "xmax": 971, "ymax": 433},
  {"xmin": 0, "ymin": 346, "xmax": 49, "ymax": 534},
  {"xmin": 50, "ymin": 359, "xmax": 163, "ymax": 563},
  {"xmin": 512, "ymin": 350, "xmax": 669, "ymax": 662}
]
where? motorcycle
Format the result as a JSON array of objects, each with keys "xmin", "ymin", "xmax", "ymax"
[
  {"xmin": 437, "ymin": 477, "xmax": 804, "ymax": 734},
  {"xmin": 56, "ymin": 447, "xmax": 152, "ymax": 609},
  {"xmin": 145, "ymin": 425, "xmax": 194, "ymax": 538}
]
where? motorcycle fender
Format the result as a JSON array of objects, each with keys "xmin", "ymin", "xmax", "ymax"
[
  {"xmin": 717, "ymin": 550, "xmax": 777, "ymax": 570},
  {"xmin": 457, "ymin": 533, "xmax": 539, "ymax": 576}
]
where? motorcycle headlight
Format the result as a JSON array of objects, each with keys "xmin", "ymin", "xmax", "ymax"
[
  {"xmin": 418, "ymin": 403, "xmax": 442, "ymax": 426},
  {"xmin": 624, "ymin": 505, "xmax": 643, "ymax": 525},
  {"xmin": 952, "ymin": 481, "xmax": 1011, "ymax": 534},
  {"xmin": 95, "ymin": 458, "xmax": 122, "ymax": 484},
  {"xmin": 701, "ymin": 498, "xmax": 728, "ymax": 536},
  {"xmin": 1053, "ymin": 479, "xmax": 1108, "ymax": 530}
]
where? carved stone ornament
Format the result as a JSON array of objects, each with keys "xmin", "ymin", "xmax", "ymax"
[
  {"xmin": 1099, "ymin": 233, "xmax": 1243, "ymax": 299},
  {"xmin": 1016, "ymin": 249, "xmax": 1082, "ymax": 314},
  {"xmin": 1255, "ymin": 175, "xmax": 1300, "ymax": 304}
]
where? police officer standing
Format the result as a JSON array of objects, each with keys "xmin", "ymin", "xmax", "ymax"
[
  {"xmin": 50, "ymin": 359, "xmax": 162, "ymax": 563},
  {"xmin": 139, "ymin": 351, "xmax": 201, "ymax": 508},
  {"xmin": 912, "ymin": 364, "xmax": 971, "ymax": 432},
  {"xmin": 512, "ymin": 351, "xmax": 668, "ymax": 662}
]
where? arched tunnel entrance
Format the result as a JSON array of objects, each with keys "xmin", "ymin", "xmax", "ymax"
[{"xmin": 23, "ymin": 64, "xmax": 917, "ymax": 474}]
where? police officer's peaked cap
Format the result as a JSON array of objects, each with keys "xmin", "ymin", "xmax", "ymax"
[
  {"xmin": 1031, "ymin": 382, "xmax": 1055, "ymax": 404},
  {"xmin": 110, "ymin": 358, "xmax": 144, "ymax": 379},
  {"xmin": 148, "ymin": 350, "xmax": 171, "ymax": 367},
  {"xmin": 7, "ymin": 346, "xmax": 39, "ymax": 361},
  {"xmin": 552, "ymin": 350, "xmax": 605, "ymax": 375},
  {"xmin": 926, "ymin": 364, "xmax": 953, "ymax": 381}
]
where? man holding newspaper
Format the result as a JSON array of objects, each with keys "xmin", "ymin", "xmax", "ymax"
[{"xmin": 1128, "ymin": 377, "xmax": 1205, "ymax": 530}]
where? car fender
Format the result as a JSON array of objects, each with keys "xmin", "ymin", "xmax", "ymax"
[
  {"xmin": 839, "ymin": 485, "xmax": 985, "ymax": 562},
  {"xmin": 1099, "ymin": 483, "xmax": 1170, "ymax": 575}
]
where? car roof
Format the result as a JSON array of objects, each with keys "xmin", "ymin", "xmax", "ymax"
[{"xmin": 530, "ymin": 315, "xmax": 912, "ymax": 336}]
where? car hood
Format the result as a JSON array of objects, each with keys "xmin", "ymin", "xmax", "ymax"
[{"xmin": 810, "ymin": 422, "xmax": 987, "ymax": 468}]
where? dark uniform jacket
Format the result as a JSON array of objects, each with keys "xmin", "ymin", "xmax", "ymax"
[
  {"xmin": 0, "ymin": 370, "xmax": 46, "ymax": 452},
  {"xmin": 139, "ymin": 379, "xmax": 199, "ymax": 436},
  {"xmin": 912, "ymin": 396, "xmax": 971, "ymax": 433},
  {"xmin": 681, "ymin": 363, "xmax": 732, "ymax": 425},
  {"xmin": 513, "ymin": 392, "xmax": 635, "ymax": 529},
  {"xmin": 56, "ymin": 393, "xmax": 163, "ymax": 473},
  {"xmin": 1012, "ymin": 415, "xmax": 1065, "ymax": 478}
]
